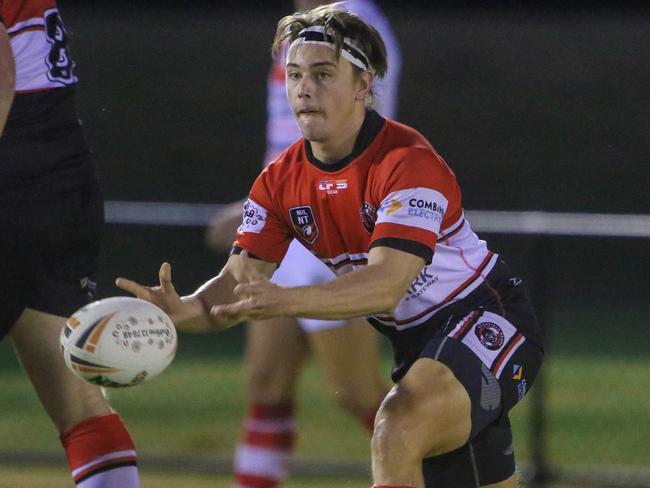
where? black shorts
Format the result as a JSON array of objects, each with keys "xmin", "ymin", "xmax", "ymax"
[
  {"xmin": 369, "ymin": 259, "xmax": 544, "ymax": 487},
  {"xmin": 420, "ymin": 332, "xmax": 543, "ymax": 486},
  {"xmin": 0, "ymin": 184, "xmax": 103, "ymax": 340}
]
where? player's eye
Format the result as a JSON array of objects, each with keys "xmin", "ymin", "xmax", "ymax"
[{"xmin": 287, "ymin": 72, "xmax": 301, "ymax": 81}]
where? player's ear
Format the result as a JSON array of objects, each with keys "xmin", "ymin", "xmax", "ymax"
[{"xmin": 354, "ymin": 70, "xmax": 373, "ymax": 101}]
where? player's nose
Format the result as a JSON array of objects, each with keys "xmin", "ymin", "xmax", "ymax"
[{"xmin": 297, "ymin": 75, "xmax": 314, "ymax": 97}]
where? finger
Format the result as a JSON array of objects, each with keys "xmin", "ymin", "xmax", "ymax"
[
  {"xmin": 159, "ymin": 262, "xmax": 173, "ymax": 292},
  {"xmin": 233, "ymin": 283, "xmax": 251, "ymax": 298},
  {"xmin": 211, "ymin": 300, "xmax": 253, "ymax": 320},
  {"xmin": 115, "ymin": 277, "xmax": 150, "ymax": 299},
  {"xmin": 234, "ymin": 280, "xmax": 269, "ymax": 298},
  {"xmin": 205, "ymin": 305, "xmax": 249, "ymax": 330}
]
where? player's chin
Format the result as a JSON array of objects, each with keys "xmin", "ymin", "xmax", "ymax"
[
  {"xmin": 298, "ymin": 121, "xmax": 326, "ymax": 140},
  {"xmin": 300, "ymin": 128, "xmax": 328, "ymax": 144}
]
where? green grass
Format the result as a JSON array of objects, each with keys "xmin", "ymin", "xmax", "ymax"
[
  {"xmin": 0, "ymin": 319, "xmax": 649, "ymax": 475},
  {"xmin": 0, "ymin": 465, "xmax": 593, "ymax": 488}
]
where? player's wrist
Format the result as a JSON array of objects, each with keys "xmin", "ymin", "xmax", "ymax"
[{"xmin": 177, "ymin": 294, "xmax": 218, "ymax": 332}]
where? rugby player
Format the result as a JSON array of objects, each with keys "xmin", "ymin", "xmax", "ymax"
[
  {"xmin": 205, "ymin": 1, "xmax": 401, "ymax": 486},
  {"xmin": 118, "ymin": 5, "xmax": 543, "ymax": 487}
]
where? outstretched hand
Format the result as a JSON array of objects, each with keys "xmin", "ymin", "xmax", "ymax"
[{"xmin": 115, "ymin": 262, "xmax": 185, "ymax": 322}]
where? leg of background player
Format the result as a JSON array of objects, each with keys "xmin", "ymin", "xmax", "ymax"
[
  {"xmin": 233, "ymin": 316, "xmax": 308, "ymax": 488},
  {"xmin": 307, "ymin": 317, "xmax": 387, "ymax": 432},
  {"xmin": 10, "ymin": 308, "xmax": 140, "ymax": 487}
]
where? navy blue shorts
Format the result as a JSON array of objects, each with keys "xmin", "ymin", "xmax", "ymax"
[{"xmin": 0, "ymin": 185, "xmax": 103, "ymax": 340}]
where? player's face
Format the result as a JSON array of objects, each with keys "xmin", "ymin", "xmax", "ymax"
[{"xmin": 286, "ymin": 44, "xmax": 366, "ymax": 147}]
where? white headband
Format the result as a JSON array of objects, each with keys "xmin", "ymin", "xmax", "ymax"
[{"xmin": 287, "ymin": 25, "xmax": 370, "ymax": 71}]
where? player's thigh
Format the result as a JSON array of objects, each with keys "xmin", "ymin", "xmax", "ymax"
[
  {"xmin": 10, "ymin": 308, "xmax": 111, "ymax": 432},
  {"xmin": 308, "ymin": 317, "xmax": 385, "ymax": 393},
  {"xmin": 245, "ymin": 317, "xmax": 309, "ymax": 402},
  {"xmin": 378, "ymin": 357, "xmax": 472, "ymax": 457}
]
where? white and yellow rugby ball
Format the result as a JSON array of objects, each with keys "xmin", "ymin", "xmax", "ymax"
[{"xmin": 60, "ymin": 297, "xmax": 177, "ymax": 387}]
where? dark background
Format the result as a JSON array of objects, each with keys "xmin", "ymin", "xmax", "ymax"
[{"xmin": 56, "ymin": 1, "xmax": 649, "ymax": 354}]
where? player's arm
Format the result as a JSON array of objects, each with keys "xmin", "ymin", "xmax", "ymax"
[
  {"xmin": 211, "ymin": 245, "xmax": 425, "ymax": 323},
  {"xmin": 115, "ymin": 250, "xmax": 277, "ymax": 333},
  {"xmin": 293, "ymin": 245, "xmax": 425, "ymax": 318},
  {"xmin": 0, "ymin": 22, "xmax": 16, "ymax": 137}
]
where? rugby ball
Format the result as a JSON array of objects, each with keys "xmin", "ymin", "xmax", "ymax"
[{"xmin": 60, "ymin": 297, "xmax": 177, "ymax": 387}]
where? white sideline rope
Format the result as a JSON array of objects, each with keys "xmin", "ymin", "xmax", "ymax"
[
  {"xmin": 104, "ymin": 200, "xmax": 650, "ymax": 238},
  {"xmin": 466, "ymin": 210, "xmax": 650, "ymax": 238}
]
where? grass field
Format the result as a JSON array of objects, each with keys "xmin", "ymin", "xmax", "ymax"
[
  {"xmin": 0, "ymin": 306, "xmax": 649, "ymax": 487},
  {"xmin": 0, "ymin": 465, "xmax": 597, "ymax": 488}
]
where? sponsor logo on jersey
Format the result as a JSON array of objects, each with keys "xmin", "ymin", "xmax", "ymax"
[
  {"xmin": 289, "ymin": 206, "xmax": 319, "ymax": 244},
  {"xmin": 238, "ymin": 199, "xmax": 267, "ymax": 234},
  {"xmin": 405, "ymin": 266, "xmax": 438, "ymax": 301},
  {"xmin": 385, "ymin": 199, "xmax": 403, "ymax": 216},
  {"xmin": 474, "ymin": 322, "xmax": 505, "ymax": 351},
  {"xmin": 407, "ymin": 198, "xmax": 445, "ymax": 223},
  {"xmin": 376, "ymin": 188, "xmax": 448, "ymax": 234},
  {"xmin": 360, "ymin": 202, "xmax": 377, "ymax": 233},
  {"xmin": 318, "ymin": 179, "xmax": 348, "ymax": 194}
]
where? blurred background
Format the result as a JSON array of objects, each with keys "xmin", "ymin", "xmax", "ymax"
[{"xmin": 0, "ymin": 1, "xmax": 648, "ymax": 487}]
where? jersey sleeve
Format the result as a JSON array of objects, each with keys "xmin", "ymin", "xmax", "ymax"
[
  {"xmin": 370, "ymin": 147, "xmax": 461, "ymax": 263},
  {"xmin": 233, "ymin": 169, "xmax": 292, "ymax": 264}
]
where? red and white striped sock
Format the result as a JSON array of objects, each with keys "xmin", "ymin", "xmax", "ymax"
[
  {"xmin": 232, "ymin": 403, "xmax": 296, "ymax": 488},
  {"xmin": 60, "ymin": 413, "xmax": 139, "ymax": 487}
]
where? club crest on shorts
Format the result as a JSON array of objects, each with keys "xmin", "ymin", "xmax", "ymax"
[
  {"xmin": 474, "ymin": 322, "xmax": 505, "ymax": 351},
  {"xmin": 289, "ymin": 206, "xmax": 319, "ymax": 244},
  {"xmin": 360, "ymin": 202, "xmax": 377, "ymax": 233}
]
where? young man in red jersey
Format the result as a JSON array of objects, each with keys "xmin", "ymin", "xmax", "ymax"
[
  {"xmin": 206, "ymin": 2, "xmax": 401, "ymax": 487},
  {"xmin": 118, "ymin": 5, "xmax": 543, "ymax": 487},
  {"xmin": 1, "ymin": 2, "xmax": 140, "ymax": 486}
]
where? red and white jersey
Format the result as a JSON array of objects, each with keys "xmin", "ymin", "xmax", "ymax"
[
  {"xmin": 264, "ymin": 0, "xmax": 401, "ymax": 164},
  {"xmin": 235, "ymin": 111, "xmax": 497, "ymax": 331},
  {"xmin": 0, "ymin": 0, "xmax": 77, "ymax": 93}
]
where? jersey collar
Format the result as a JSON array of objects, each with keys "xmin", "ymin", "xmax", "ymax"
[{"xmin": 304, "ymin": 109, "xmax": 386, "ymax": 173}]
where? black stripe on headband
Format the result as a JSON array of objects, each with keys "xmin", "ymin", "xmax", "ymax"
[{"xmin": 297, "ymin": 30, "xmax": 370, "ymax": 70}]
